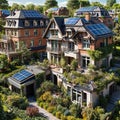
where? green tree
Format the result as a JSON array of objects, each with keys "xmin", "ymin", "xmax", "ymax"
[
  {"xmin": 71, "ymin": 59, "xmax": 78, "ymax": 70},
  {"xmin": 25, "ymin": 3, "xmax": 35, "ymax": 10},
  {"xmin": 44, "ymin": 0, "xmax": 58, "ymax": 10},
  {"xmin": 11, "ymin": 3, "xmax": 19, "ymax": 10},
  {"xmin": 67, "ymin": 0, "xmax": 80, "ymax": 16},
  {"xmin": 0, "ymin": 97, "xmax": 6, "ymax": 120},
  {"xmin": 34, "ymin": 5, "xmax": 44, "ymax": 13},
  {"xmin": 112, "ymin": 3, "xmax": 120, "ymax": 9},
  {"xmin": 0, "ymin": 0, "xmax": 8, "ymax": 9},
  {"xmin": 91, "ymin": 2, "xmax": 104, "ymax": 8},
  {"xmin": 107, "ymin": 0, "xmax": 116, "ymax": 7},
  {"xmin": 79, "ymin": 0, "xmax": 90, "ymax": 7},
  {"xmin": 19, "ymin": 4, "xmax": 25, "ymax": 10},
  {"xmin": 0, "ymin": 54, "xmax": 9, "ymax": 72},
  {"xmin": 67, "ymin": 0, "xmax": 80, "ymax": 10}
]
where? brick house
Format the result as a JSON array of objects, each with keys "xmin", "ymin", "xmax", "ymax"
[
  {"xmin": 0, "ymin": 10, "xmax": 49, "ymax": 61},
  {"xmin": 45, "ymin": 7, "xmax": 69, "ymax": 17},
  {"xmin": 43, "ymin": 16, "xmax": 113, "ymax": 69},
  {"xmin": 75, "ymin": 6, "xmax": 114, "ymax": 29}
]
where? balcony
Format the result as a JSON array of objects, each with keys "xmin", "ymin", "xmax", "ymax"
[
  {"xmin": 47, "ymin": 47, "xmax": 62, "ymax": 54},
  {"xmin": 64, "ymin": 50, "xmax": 79, "ymax": 59},
  {"xmin": 0, "ymin": 35, "xmax": 11, "ymax": 43},
  {"xmin": 0, "ymin": 48, "xmax": 19, "ymax": 55}
]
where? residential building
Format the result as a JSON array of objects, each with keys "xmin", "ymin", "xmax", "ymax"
[
  {"xmin": 43, "ymin": 17, "xmax": 113, "ymax": 69},
  {"xmin": 45, "ymin": 7, "xmax": 69, "ymax": 17},
  {"xmin": 75, "ymin": 6, "xmax": 114, "ymax": 28},
  {"xmin": 0, "ymin": 10, "xmax": 49, "ymax": 61},
  {"xmin": 0, "ymin": 9, "xmax": 10, "ymax": 18}
]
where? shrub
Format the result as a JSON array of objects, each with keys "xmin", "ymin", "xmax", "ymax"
[
  {"xmin": 61, "ymin": 115, "xmax": 67, "ymax": 120},
  {"xmin": 67, "ymin": 116, "xmax": 76, "ymax": 120},
  {"xmin": 47, "ymin": 106, "xmax": 55, "ymax": 113},
  {"xmin": 6, "ymin": 94, "xmax": 28, "ymax": 109},
  {"xmin": 26, "ymin": 106, "xmax": 39, "ymax": 117},
  {"xmin": 56, "ymin": 111, "xmax": 62, "ymax": 119}
]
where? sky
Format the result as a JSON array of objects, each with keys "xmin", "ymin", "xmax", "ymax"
[{"xmin": 8, "ymin": 0, "xmax": 120, "ymax": 7}]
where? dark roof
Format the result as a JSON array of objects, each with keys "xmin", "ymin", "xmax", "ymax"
[
  {"xmin": 54, "ymin": 17, "xmax": 65, "ymax": 34},
  {"xmin": 7, "ymin": 10, "xmax": 48, "ymax": 19},
  {"xmin": 85, "ymin": 23, "xmax": 113, "ymax": 39},
  {"xmin": 76, "ymin": 6, "xmax": 98, "ymax": 13},
  {"xmin": 11, "ymin": 70, "xmax": 35, "ymax": 84},
  {"xmin": 0, "ymin": 9, "xmax": 10, "ymax": 16}
]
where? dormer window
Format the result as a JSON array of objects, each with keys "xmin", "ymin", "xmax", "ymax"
[
  {"xmin": 25, "ymin": 20, "xmax": 29, "ymax": 27},
  {"xmin": 33, "ymin": 20, "xmax": 37, "ymax": 26},
  {"xmin": 66, "ymin": 31, "xmax": 72, "ymax": 38},
  {"xmin": 40, "ymin": 20, "xmax": 44, "ymax": 26}
]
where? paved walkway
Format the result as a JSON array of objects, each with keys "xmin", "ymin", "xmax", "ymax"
[{"xmin": 28, "ymin": 97, "xmax": 59, "ymax": 120}]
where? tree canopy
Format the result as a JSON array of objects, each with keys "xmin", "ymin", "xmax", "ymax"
[
  {"xmin": 44, "ymin": 0, "xmax": 58, "ymax": 10},
  {"xmin": 79, "ymin": 0, "xmax": 90, "ymax": 7},
  {"xmin": 91, "ymin": 2, "xmax": 104, "ymax": 8},
  {"xmin": 0, "ymin": 0, "xmax": 8, "ymax": 9},
  {"xmin": 67, "ymin": 0, "xmax": 80, "ymax": 10},
  {"xmin": 107, "ymin": 0, "xmax": 116, "ymax": 7}
]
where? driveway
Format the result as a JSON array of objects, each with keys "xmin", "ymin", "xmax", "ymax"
[{"xmin": 28, "ymin": 97, "xmax": 60, "ymax": 120}]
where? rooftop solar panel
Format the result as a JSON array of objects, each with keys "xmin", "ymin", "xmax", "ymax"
[
  {"xmin": 65, "ymin": 18, "xmax": 80, "ymax": 25},
  {"xmin": 12, "ymin": 70, "xmax": 34, "ymax": 83},
  {"xmin": 85, "ymin": 23, "xmax": 112, "ymax": 38},
  {"xmin": 22, "ymin": 10, "xmax": 43, "ymax": 18}
]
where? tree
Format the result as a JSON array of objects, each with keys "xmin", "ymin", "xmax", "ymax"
[
  {"xmin": 67, "ymin": 0, "xmax": 80, "ymax": 16},
  {"xmin": 67, "ymin": 0, "xmax": 80, "ymax": 10},
  {"xmin": 11, "ymin": 3, "xmax": 19, "ymax": 10},
  {"xmin": 0, "ymin": 54, "xmax": 9, "ymax": 72},
  {"xmin": 79, "ymin": 0, "xmax": 90, "ymax": 7},
  {"xmin": 107, "ymin": 0, "xmax": 116, "ymax": 7},
  {"xmin": 19, "ymin": 4, "xmax": 25, "ymax": 10},
  {"xmin": 91, "ymin": 2, "xmax": 104, "ymax": 8},
  {"xmin": 44, "ymin": 0, "xmax": 58, "ymax": 10},
  {"xmin": 0, "ymin": 0, "xmax": 8, "ymax": 9},
  {"xmin": 34, "ymin": 5, "xmax": 44, "ymax": 13},
  {"xmin": 25, "ymin": 4, "xmax": 35, "ymax": 10}
]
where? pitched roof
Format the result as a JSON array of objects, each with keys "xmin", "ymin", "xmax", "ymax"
[
  {"xmin": 0, "ymin": 9, "xmax": 10, "ymax": 16},
  {"xmin": 85, "ymin": 23, "xmax": 113, "ymax": 39}
]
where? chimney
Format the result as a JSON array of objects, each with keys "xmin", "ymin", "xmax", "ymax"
[{"xmin": 85, "ymin": 12, "xmax": 91, "ymax": 21}]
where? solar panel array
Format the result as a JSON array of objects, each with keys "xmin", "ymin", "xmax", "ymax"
[
  {"xmin": 2, "ymin": 10, "xmax": 10, "ymax": 16},
  {"xmin": 22, "ymin": 10, "xmax": 43, "ymax": 18},
  {"xmin": 12, "ymin": 70, "xmax": 34, "ymax": 83},
  {"xmin": 76, "ymin": 6, "xmax": 97, "ymax": 13},
  {"xmin": 85, "ymin": 23, "xmax": 112, "ymax": 37},
  {"xmin": 65, "ymin": 18, "xmax": 80, "ymax": 25}
]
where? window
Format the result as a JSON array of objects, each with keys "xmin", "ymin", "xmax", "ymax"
[
  {"xmin": 81, "ymin": 56, "xmax": 90, "ymax": 68},
  {"xmin": 34, "ymin": 29, "xmax": 38, "ymax": 36},
  {"xmin": 51, "ymin": 30, "xmax": 58, "ymax": 37},
  {"xmin": 25, "ymin": 20, "xmax": 30, "ymax": 26},
  {"xmin": 15, "ymin": 42, "xmax": 19, "ymax": 49},
  {"xmin": 68, "ymin": 42, "xmax": 74, "ymax": 51},
  {"xmin": 24, "ymin": 30, "xmax": 29, "ymax": 36},
  {"xmin": 82, "ymin": 39, "xmax": 90, "ymax": 49},
  {"xmin": 40, "ymin": 20, "xmax": 44, "ymax": 26},
  {"xmin": 39, "ymin": 40, "xmax": 42, "ymax": 46},
  {"xmin": 67, "ymin": 31, "xmax": 72, "ymax": 38},
  {"xmin": 30, "ymin": 40, "xmax": 34, "ymax": 47},
  {"xmin": 33, "ymin": 20, "xmax": 37, "ymax": 26}
]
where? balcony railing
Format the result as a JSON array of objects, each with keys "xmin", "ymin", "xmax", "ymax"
[
  {"xmin": 47, "ymin": 47, "xmax": 62, "ymax": 54},
  {"xmin": 64, "ymin": 49, "xmax": 79, "ymax": 59}
]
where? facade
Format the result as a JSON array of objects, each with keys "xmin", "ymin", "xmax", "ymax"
[
  {"xmin": 75, "ymin": 6, "xmax": 114, "ymax": 28},
  {"xmin": 43, "ymin": 17, "xmax": 113, "ymax": 69},
  {"xmin": 45, "ymin": 7, "xmax": 69, "ymax": 17},
  {"xmin": 0, "ymin": 10, "xmax": 49, "ymax": 60}
]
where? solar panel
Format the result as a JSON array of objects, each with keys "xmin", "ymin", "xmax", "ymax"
[
  {"xmin": 85, "ymin": 23, "xmax": 112, "ymax": 37},
  {"xmin": 12, "ymin": 70, "xmax": 34, "ymax": 83},
  {"xmin": 65, "ymin": 18, "xmax": 80, "ymax": 25},
  {"xmin": 22, "ymin": 10, "xmax": 43, "ymax": 18}
]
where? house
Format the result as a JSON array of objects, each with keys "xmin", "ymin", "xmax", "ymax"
[
  {"xmin": 43, "ymin": 16, "xmax": 113, "ymax": 69},
  {"xmin": 0, "ymin": 10, "xmax": 49, "ymax": 61},
  {"xmin": 45, "ymin": 7, "xmax": 69, "ymax": 17},
  {"xmin": 8, "ymin": 65, "xmax": 45, "ymax": 96},
  {"xmin": 75, "ymin": 6, "xmax": 114, "ymax": 29}
]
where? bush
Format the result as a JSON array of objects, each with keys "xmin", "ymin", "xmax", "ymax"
[
  {"xmin": 56, "ymin": 111, "xmax": 62, "ymax": 119},
  {"xmin": 47, "ymin": 106, "xmax": 55, "ymax": 113},
  {"xmin": 26, "ymin": 106, "xmax": 39, "ymax": 117},
  {"xmin": 6, "ymin": 94, "xmax": 28, "ymax": 109}
]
